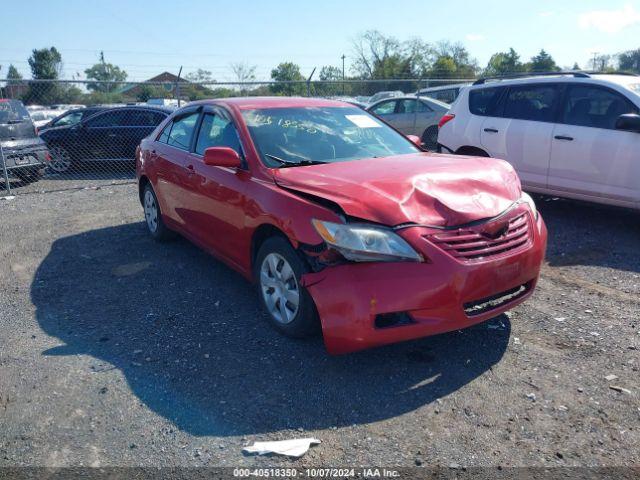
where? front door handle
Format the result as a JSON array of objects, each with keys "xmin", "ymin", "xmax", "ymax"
[
  {"xmin": 483, "ymin": 128, "xmax": 499, "ymax": 133},
  {"xmin": 185, "ymin": 164, "xmax": 195, "ymax": 174},
  {"xmin": 554, "ymin": 135, "xmax": 574, "ymax": 141}
]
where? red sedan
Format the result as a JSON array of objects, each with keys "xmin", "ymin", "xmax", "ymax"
[{"xmin": 136, "ymin": 97, "xmax": 547, "ymax": 354}]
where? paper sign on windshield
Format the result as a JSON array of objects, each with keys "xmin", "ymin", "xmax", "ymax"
[{"xmin": 345, "ymin": 115, "xmax": 382, "ymax": 128}]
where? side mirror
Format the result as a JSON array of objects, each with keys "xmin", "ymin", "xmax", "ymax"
[
  {"xmin": 407, "ymin": 135, "xmax": 422, "ymax": 147},
  {"xmin": 203, "ymin": 146, "xmax": 242, "ymax": 168},
  {"xmin": 615, "ymin": 113, "xmax": 640, "ymax": 133}
]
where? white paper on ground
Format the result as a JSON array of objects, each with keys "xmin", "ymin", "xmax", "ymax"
[{"xmin": 243, "ymin": 438, "xmax": 321, "ymax": 457}]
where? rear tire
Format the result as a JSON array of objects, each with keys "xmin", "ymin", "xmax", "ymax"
[
  {"xmin": 421, "ymin": 125, "xmax": 439, "ymax": 151},
  {"xmin": 254, "ymin": 236, "xmax": 320, "ymax": 338},
  {"xmin": 143, "ymin": 183, "xmax": 174, "ymax": 241},
  {"xmin": 48, "ymin": 145, "xmax": 73, "ymax": 173}
]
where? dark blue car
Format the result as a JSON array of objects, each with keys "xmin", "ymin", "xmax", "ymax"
[{"xmin": 39, "ymin": 106, "xmax": 172, "ymax": 173}]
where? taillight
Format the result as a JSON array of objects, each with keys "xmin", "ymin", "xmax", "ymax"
[{"xmin": 438, "ymin": 113, "xmax": 455, "ymax": 129}]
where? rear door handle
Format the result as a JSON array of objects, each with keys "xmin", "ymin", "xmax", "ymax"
[
  {"xmin": 185, "ymin": 164, "xmax": 195, "ymax": 174},
  {"xmin": 554, "ymin": 135, "xmax": 574, "ymax": 141},
  {"xmin": 108, "ymin": 133, "xmax": 117, "ymax": 138},
  {"xmin": 483, "ymin": 128, "xmax": 499, "ymax": 133}
]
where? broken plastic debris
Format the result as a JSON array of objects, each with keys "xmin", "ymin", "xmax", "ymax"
[{"xmin": 243, "ymin": 438, "xmax": 320, "ymax": 457}]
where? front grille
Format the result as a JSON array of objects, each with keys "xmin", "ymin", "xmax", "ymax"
[
  {"xmin": 429, "ymin": 212, "xmax": 531, "ymax": 262},
  {"xmin": 463, "ymin": 283, "xmax": 530, "ymax": 316}
]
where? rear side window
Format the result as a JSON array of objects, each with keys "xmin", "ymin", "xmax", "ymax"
[
  {"xmin": 126, "ymin": 110, "xmax": 167, "ymax": 127},
  {"xmin": 503, "ymin": 85, "xmax": 559, "ymax": 122},
  {"xmin": 166, "ymin": 112, "xmax": 199, "ymax": 150},
  {"xmin": 562, "ymin": 85, "xmax": 638, "ymax": 129},
  {"xmin": 432, "ymin": 89, "xmax": 457, "ymax": 104},
  {"xmin": 469, "ymin": 87, "xmax": 502, "ymax": 116},
  {"xmin": 86, "ymin": 110, "xmax": 130, "ymax": 127}
]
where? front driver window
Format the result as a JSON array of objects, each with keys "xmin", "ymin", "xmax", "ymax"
[
  {"xmin": 371, "ymin": 100, "xmax": 396, "ymax": 116},
  {"xmin": 563, "ymin": 85, "xmax": 638, "ymax": 130},
  {"xmin": 195, "ymin": 113, "xmax": 241, "ymax": 155}
]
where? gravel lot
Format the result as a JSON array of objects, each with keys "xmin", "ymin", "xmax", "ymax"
[{"xmin": 1, "ymin": 182, "xmax": 639, "ymax": 469}]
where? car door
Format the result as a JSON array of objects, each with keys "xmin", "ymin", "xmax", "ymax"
[
  {"xmin": 548, "ymin": 84, "xmax": 640, "ymax": 205},
  {"xmin": 152, "ymin": 110, "xmax": 201, "ymax": 230},
  {"xmin": 81, "ymin": 110, "xmax": 129, "ymax": 160},
  {"xmin": 414, "ymin": 99, "xmax": 440, "ymax": 133},
  {"xmin": 183, "ymin": 108, "xmax": 250, "ymax": 268},
  {"xmin": 392, "ymin": 99, "xmax": 419, "ymax": 135},
  {"xmin": 121, "ymin": 109, "xmax": 168, "ymax": 160},
  {"xmin": 480, "ymin": 83, "xmax": 560, "ymax": 189}
]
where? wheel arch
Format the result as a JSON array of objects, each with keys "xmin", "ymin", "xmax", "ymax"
[
  {"xmin": 138, "ymin": 175, "xmax": 150, "ymax": 205},
  {"xmin": 455, "ymin": 146, "xmax": 490, "ymax": 157}
]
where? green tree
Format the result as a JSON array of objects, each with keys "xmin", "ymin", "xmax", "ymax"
[
  {"xmin": 270, "ymin": 62, "xmax": 305, "ymax": 96},
  {"xmin": 24, "ymin": 47, "xmax": 63, "ymax": 104},
  {"xmin": 484, "ymin": 48, "xmax": 524, "ymax": 76},
  {"xmin": 316, "ymin": 65, "xmax": 343, "ymax": 95},
  {"xmin": 528, "ymin": 49, "xmax": 559, "ymax": 72},
  {"xmin": 185, "ymin": 69, "xmax": 213, "ymax": 83},
  {"xmin": 84, "ymin": 52, "xmax": 127, "ymax": 93},
  {"xmin": 572, "ymin": 62, "xmax": 581, "ymax": 70},
  {"xmin": 6, "ymin": 64, "xmax": 23, "ymax": 83},
  {"xmin": 618, "ymin": 49, "xmax": 640, "ymax": 73},
  {"xmin": 136, "ymin": 84, "xmax": 170, "ymax": 102}
]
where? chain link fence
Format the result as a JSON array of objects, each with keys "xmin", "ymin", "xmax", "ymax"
[{"xmin": 0, "ymin": 77, "xmax": 472, "ymax": 195}]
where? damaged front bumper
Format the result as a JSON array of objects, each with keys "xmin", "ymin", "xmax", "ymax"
[{"xmin": 301, "ymin": 209, "xmax": 547, "ymax": 354}]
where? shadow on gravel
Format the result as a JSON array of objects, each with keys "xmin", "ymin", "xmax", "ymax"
[
  {"xmin": 537, "ymin": 195, "xmax": 640, "ymax": 274},
  {"xmin": 31, "ymin": 222, "xmax": 510, "ymax": 436}
]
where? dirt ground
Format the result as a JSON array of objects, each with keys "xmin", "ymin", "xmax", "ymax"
[{"xmin": 0, "ymin": 183, "xmax": 638, "ymax": 470}]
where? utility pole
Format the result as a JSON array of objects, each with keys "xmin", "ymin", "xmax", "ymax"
[
  {"xmin": 341, "ymin": 54, "xmax": 346, "ymax": 95},
  {"xmin": 591, "ymin": 52, "xmax": 599, "ymax": 71}
]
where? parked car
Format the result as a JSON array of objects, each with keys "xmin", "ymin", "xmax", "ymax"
[
  {"xmin": 0, "ymin": 99, "xmax": 50, "ymax": 183},
  {"xmin": 29, "ymin": 109, "xmax": 59, "ymax": 130},
  {"xmin": 368, "ymin": 90, "xmax": 404, "ymax": 104},
  {"xmin": 416, "ymin": 83, "xmax": 472, "ymax": 104},
  {"xmin": 438, "ymin": 72, "xmax": 640, "ymax": 210},
  {"xmin": 367, "ymin": 95, "xmax": 449, "ymax": 150},
  {"xmin": 38, "ymin": 107, "xmax": 107, "ymax": 133},
  {"xmin": 137, "ymin": 97, "xmax": 547, "ymax": 355},
  {"xmin": 40, "ymin": 106, "xmax": 171, "ymax": 173}
]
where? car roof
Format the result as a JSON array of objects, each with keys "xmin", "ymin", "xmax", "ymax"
[
  {"xmin": 187, "ymin": 97, "xmax": 353, "ymax": 110},
  {"xmin": 471, "ymin": 72, "xmax": 640, "ymax": 89},
  {"xmin": 419, "ymin": 83, "xmax": 472, "ymax": 92},
  {"xmin": 368, "ymin": 95, "xmax": 450, "ymax": 109}
]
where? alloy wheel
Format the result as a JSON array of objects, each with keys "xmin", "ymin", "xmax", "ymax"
[{"xmin": 48, "ymin": 146, "xmax": 72, "ymax": 173}]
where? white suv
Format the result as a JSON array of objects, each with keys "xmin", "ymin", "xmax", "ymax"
[{"xmin": 437, "ymin": 72, "xmax": 640, "ymax": 210}]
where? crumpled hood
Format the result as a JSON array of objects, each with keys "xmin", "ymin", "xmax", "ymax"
[{"xmin": 272, "ymin": 153, "xmax": 522, "ymax": 227}]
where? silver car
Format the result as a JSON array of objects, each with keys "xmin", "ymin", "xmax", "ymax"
[{"xmin": 367, "ymin": 95, "xmax": 449, "ymax": 150}]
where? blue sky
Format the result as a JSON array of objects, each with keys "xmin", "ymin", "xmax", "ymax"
[{"xmin": 2, "ymin": 0, "xmax": 639, "ymax": 81}]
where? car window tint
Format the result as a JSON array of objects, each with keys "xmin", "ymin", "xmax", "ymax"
[
  {"xmin": 469, "ymin": 87, "xmax": 502, "ymax": 116},
  {"xmin": 53, "ymin": 111, "xmax": 83, "ymax": 127},
  {"xmin": 158, "ymin": 121, "xmax": 172, "ymax": 143},
  {"xmin": 562, "ymin": 85, "xmax": 638, "ymax": 129},
  {"xmin": 503, "ymin": 85, "xmax": 558, "ymax": 122},
  {"xmin": 167, "ymin": 112, "xmax": 199, "ymax": 150},
  {"xmin": 86, "ymin": 110, "xmax": 130, "ymax": 127},
  {"xmin": 433, "ymin": 89, "xmax": 457, "ymax": 104},
  {"xmin": 370, "ymin": 100, "xmax": 396, "ymax": 115},
  {"xmin": 195, "ymin": 113, "xmax": 241, "ymax": 155},
  {"xmin": 126, "ymin": 110, "xmax": 167, "ymax": 127},
  {"xmin": 397, "ymin": 99, "xmax": 417, "ymax": 114},
  {"xmin": 417, "ymin": 100, "xmax": 433, "ymax": 112}
]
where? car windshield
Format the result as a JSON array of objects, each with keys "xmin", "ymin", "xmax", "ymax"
[
  {"xmin": 242, "ymin": 106, "xmax": 419, "ymax": 167},
  {"xmin": 0, "ymin": 100, "xmax": 31, "ymax": 124}
]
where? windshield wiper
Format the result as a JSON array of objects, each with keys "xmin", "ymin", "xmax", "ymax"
[{"xmin": 264, "ymin": 153, "xmax": 327, "ymax": 167}]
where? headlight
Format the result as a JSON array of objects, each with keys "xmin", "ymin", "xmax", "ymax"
[
  {"xmin": 520, "ymin": 192, "xmax": 538, "ymax": 219},
  {"xmin": 312, "ymin": 219, "xmax": 423, "ymax": 263}
]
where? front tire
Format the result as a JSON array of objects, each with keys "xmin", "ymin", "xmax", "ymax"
[
  {"xmin": 143, "ymin": 183, "xmax": 174, "ymax": 241},
  {"xmin": 255, "ymin": 236, "xmax": 319, "ymax": 338}
]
